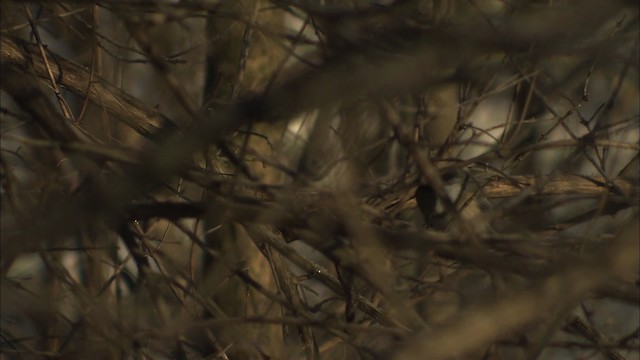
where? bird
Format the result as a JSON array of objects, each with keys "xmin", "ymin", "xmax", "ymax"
[{"xmin": 414, "ymin": 184, "xmax": 437, "ymax": 224}]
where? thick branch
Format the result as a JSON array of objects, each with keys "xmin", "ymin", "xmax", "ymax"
[{"xmin": 0, "ymin": 35, "xmax": 179, "ymax": 138}]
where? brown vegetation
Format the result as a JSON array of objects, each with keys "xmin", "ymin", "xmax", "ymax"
[{"xmin": 1, "ymin": 1, "xmax": 638, "ymax": 359}]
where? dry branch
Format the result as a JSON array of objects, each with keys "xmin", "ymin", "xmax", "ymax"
[
  {"xmin": 1, "ymin": 35, "xmax": 179, "ymax": 138},
  {"xmin": 1, "ymin": 1, "xmax": 637, "ymax": 359},
  {"xmin": 393, "ymin": 219, "xmax": 639, "ymax": 360}
]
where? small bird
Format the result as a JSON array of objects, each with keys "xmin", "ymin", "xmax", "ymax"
[{"xmin": 414, "ymin": 184, "xmax": 437, "ymax": 224}]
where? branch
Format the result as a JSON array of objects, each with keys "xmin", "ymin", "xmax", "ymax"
[
  {"xmin": 0, "ymin": 35, "xmax": 179, "ymax": 139},
  {"xmin": 392, "ymin": 219, "xmax": 639, "ymax": 360}
]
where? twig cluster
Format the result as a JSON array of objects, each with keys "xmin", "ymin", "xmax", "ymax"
[{"xmin": 1, "ymin": 1, "xmax": 638, "ymax": 359}]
